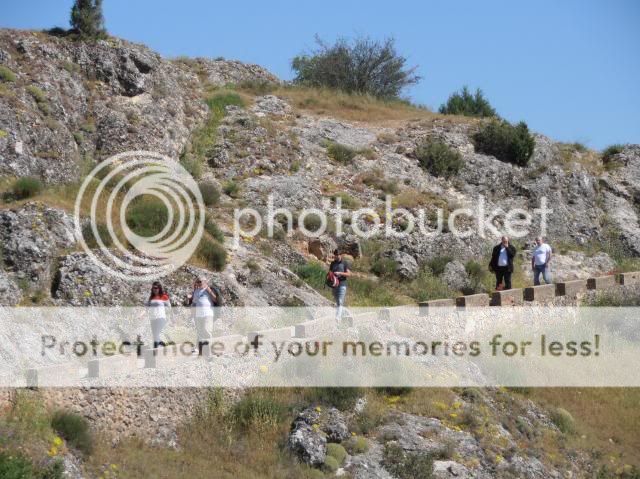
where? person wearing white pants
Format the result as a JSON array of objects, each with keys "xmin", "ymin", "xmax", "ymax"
[{"xmin": 188, "ymin": 276, "xmax": 218, "ymax": 354}]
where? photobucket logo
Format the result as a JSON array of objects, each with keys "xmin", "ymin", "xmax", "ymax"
[
  {"xmin": 74, "ymin": 151, "xmax": 205, "ymax": 281},
  {"xmin": 233, "ymin": 195, "xmax": 552, "ymax": 247}
]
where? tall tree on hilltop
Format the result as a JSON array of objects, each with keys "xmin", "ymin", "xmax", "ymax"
[{"xmin": 70, "ymin": 0, "xmax": 106, "ymax": 39}]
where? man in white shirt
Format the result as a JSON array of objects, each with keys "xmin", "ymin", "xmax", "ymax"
[{"xmin": 531, "ymin": 236, "xmax": 552, "ymax": 285}]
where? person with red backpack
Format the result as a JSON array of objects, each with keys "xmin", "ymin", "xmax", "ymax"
[{"xmin": 328, "ymin": 249, "xmax": 351, "ymax": 322}]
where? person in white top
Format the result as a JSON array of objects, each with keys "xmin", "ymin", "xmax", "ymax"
[
  {"xmin": 531, "ymin": 236, "xmax": 552, "ymax": 285},
  {"xmin": 187, "ymin": 276, "xmax": 218, "ymax": 352},
  {"xmin": 145, "ymin": 281, "xmax": 171, "ymax": 349}
]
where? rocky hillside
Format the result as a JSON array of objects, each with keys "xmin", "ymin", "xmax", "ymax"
[
  {"xmin": 1, "ymin": 29, "xmax": 639, "ymax": 310},
  {"xmin": 1, "ymin": 28, "xmax": 640, "ymax": 479}
]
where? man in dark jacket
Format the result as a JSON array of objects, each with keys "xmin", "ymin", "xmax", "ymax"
[{"xmin": 489, "ymin": 236, "xmax": 516, "ymax": 290}]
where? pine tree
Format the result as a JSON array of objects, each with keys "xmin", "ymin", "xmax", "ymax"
[{"xmin": 70, "ymin": 0, "xmax": 106, "ymax": 39}]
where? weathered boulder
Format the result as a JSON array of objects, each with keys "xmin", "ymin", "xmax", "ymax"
[
  {"xmin": 379, "ymin": 250, "xmax": 418, "ymax": 280},
  {"xmin": 0, "ymin": 202, "xmax": 76, "ymax": 285},
  {"xmin": 308, "ymin": 235, "xmax": 337, "ymax": 262},
  {"xmin": 0, "ymin": 269, "xmax": 22, "ymax": 306},
  {"xmin": 287, "ymin": 409, "xmax": 327, "ymax": 466},
  {"xmin": 442, "ymin": 260, "xmax": 471, "ymax": 292}
]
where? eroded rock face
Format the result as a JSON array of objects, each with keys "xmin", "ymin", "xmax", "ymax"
[
  {"xmin": 287, "ymin": 408, "xmax": 327, "ymax": 466},
  {"xmin": 379, "ymin": 249, "xmax": 418, "ymax": 280},
  {"xmin": 0, "ymin": 202, "xmax": 76, "ymax": 285},
  {"xmin": 0, "ymin": 269, "xmax": 21, "ymax": 306},
  {"xmin": 442, "ymin": 260, "xmax": 471, "ymax": 291}
]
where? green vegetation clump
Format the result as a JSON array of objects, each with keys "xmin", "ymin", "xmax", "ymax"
[
  {"xmin": 181, "ymin": 91, "xmax": 245, "ymax": 179},
  {"xmin": 231, "ymin": 394, "xmax": 284, "ymax": 430},
  {"xmin": 204, "ymin": 215, "xmax": 224, "ymax": 243},
  {"xmin": 305, "ymin": 388, "xmax": 363, "ymax": 410},
  {"xmin": 292, "ymin": 36, "xmax": 420, "ymax": 98},
  {"xmin": 326, "ymin": 141, "xmax": 357, "ymax": 164},
  {"xmin": 426, "ymin": 256, "xmax": 452, "ymax": 276},
  {"xmin": 198, "ymin": 181, "xmax": 221, "ymax": 206},
  {"xmin": 550, "ymin": 407, "xmax": 575, "ymax": 434},
  {"xmin": 12, "ymin": 176, "xmax": 43, "ymax": 199},
  {"xmin": 125, "ymin": 197, "xmax": 168, "ymax": 238},
  {"xmin": 197, "ymin": 237, "xmax": 227, "ymax": 271},
  {"xmin": 344, "ymin": 436, "xmax": 369, "ymax": 454},
  {"xmin": 439, "ymin": 86, "xmax": 497, "ymax": 118},
  {"xmin": 473, "ymin": 119, "xmax": 535, "ymax": 167},
  {"xmin": 26, "ymin": 85, "xmax": 50, "ymax": 114},
  {"xmin": 222, "ymin": 179, "xmax": 241, "ymax": 198},
  {"xmin": 359, "ymin": 169, "xmax": 399, "ymax": 194},
  {"xmin": 300, "ymin": 213, "xmax": 324, "ymax": 233},
  {"xmin": 81, "ymin": 222, "xmax": 112, "ymax": 248},
  {"xmin": 70, "ymin": 0, "xmax": 107, "ymax": 39},
  {"xmin": 383, "ymin": 442, "xmax": 433, "ymax": 479},
  {"xmin": 370, "ymin": 256, "xmax": 397, "ymax": 278},
  {"xmin": 601, "ymin": 144, "xmax": 625, "ymax": 166},
  {"xmin": 334, "ymin": 192, "xmax": 361, "ymax": 209},
  {"xmin": 322, "ymin": 455, "xmax": 339, "ymax": 473},
  {"xmin": 415, "ymin": 140, "xmax": 464, "ymax": 178},
  {"xmin": 0, "ymin": 65, "xmax": 17, "ymax": 82},
  {"xmin": 326, "ymin": 443, "xmax": 347, "ymax": 465},
  {"xmin": 0, "ymin": 451, "xmax": 63, "ymax": 479},
  {"xmin": 51, "ymin": 410, "xmax": 94, "ymax": 455}
]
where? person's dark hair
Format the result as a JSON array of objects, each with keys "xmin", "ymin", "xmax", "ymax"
[
  {"xmin": 333, "ymin": 249, "xmax": 340, "ymax": 255},
  {"xmin": 149, "ymin": 281, "xmax": 165, "ymax": 300}
]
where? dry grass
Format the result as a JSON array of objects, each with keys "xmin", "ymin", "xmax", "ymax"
[
  {"xmin": 87, "ymin": 388, "xmax": 319, "ymax": 479},
  {"xmin": 517, "ymin": 388, "xmax": 640, "ymax": 468},
  {"xmin": 267, "ymin": 86, "xmax": 435, "ymax": 124}
]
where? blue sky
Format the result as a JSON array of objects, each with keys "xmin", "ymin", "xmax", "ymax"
[{"xmin": 3, "ymin": 0, "xmax": 639, "ymax": 149}]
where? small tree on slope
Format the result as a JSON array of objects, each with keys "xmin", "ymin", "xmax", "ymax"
[{"xmin": 70, "ymin": 0, "xmax": 107, "ymax": 39}]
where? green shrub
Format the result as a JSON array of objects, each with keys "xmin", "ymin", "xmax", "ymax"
[
  {"xmin": 473, "ymin": 120, "xmax": 535, "ymax": 167},
  {"xmin": 344, "ymin": 436, "xmax": 369, "ymax": 454},
  {"xmin": 415, "ymin": 140, "xmax": 464, "ymax": 178},
  {"xmin": 81, "ymin": 222, "xmax": 112, "ymax": 248},
  {"xmin": 198, "ymin": 181, "xmax": 221, "ymax": 206},
  {"xmin": 305, "ymin": 387, "xmax": 363, "ymax": 410},
  {"xmin": 550, "ymin": 407, "xmax": 575, "ymax": 434},
  {"xmin": 197, "ymin": 237, "xmax": 227, "ymax": 271},
  {"xmin": 292, "ymin": 36, "xmax": 420, "ymax": 98},
  {"xmin": 426, "ymin": 256, "xmax": 452, "ymax": 276},
  {"xmin": 231, "ymin": 394, "xmax": 284, "ymax": 430},
  {"xmin": 125, "ymin": 197, "xmax": 169, "ymax": 238},
  {"xmin": 439, "ymin": 86, "xmax": 497, "ymax": 118},
  {"xmin": 326, "ymin": 142, "xmax": 357, "ymax": 164},
  {"xmin": 360, "ymin": 169, "xmax": 399, "ymax": 194},
  {"xmin": 300, "ymin": 213, "xmax": 324, "ymax": 233},
  {"xmin": 222, "ymin": 180, "xmax": 240, "ymax": 198},
  {"xmin": 26, "ymin": 85, "xmax": 50, "ymax": 114},
  {"xmin": 408, "ymin": 268, "xmax": 455, "ymax": 302},
  {"xmin": 180, "ymin": 154, "xmax": 203, "ymax": 179},
  {"xmin": 326, "ymin": 443, "xmax": 347, "ymax": 464},
  {"xmin": 322, "ymin": 455, "xmax": 339, "ymax": 473},
  {"xmin": 335, "ymin": 192, "xmax": 361, "ymax": 209},
  {"xmin": 371, "ymin": 256, "xmax": 397, "ymax": 277},
  {"xmin": 12, "ymin": 176, "xmax": 43, "ymax": 199},
  {"xmin": 383, "ymin": 442, "xmax": 433, "ymax": 479},
  {"xmin": 0, "ymin": 451, "xmax": 33, "ymax": 478},
  {"xmin": 0, "ymin": 65, "xmax": 17, "ymax": 83},
  {"xmin": 602, "ymin": 144, "xmax": 624, "ymax": 164},
  {"xmin": 51, "ymin": 410, "xmax": 93, "ymax": 455},
  {"xmin": 295, "ymin": 262, "xmax": 326, "ymax": 290},
  {"xmin": 204, "ymin": 215, "xmax": 224, "ymax": 243}
]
